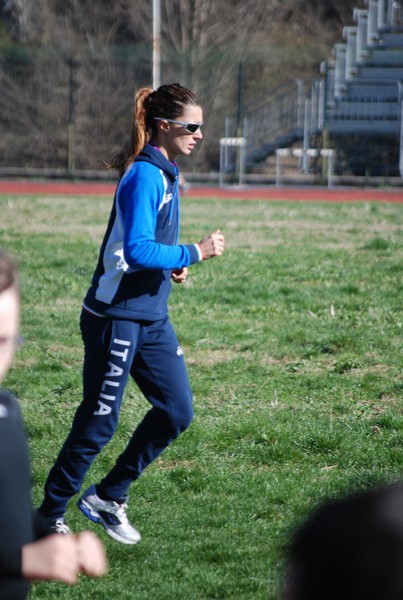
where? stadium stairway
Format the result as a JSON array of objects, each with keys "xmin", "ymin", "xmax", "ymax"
[{"xmin": 233, "ymin": 0, "xmax": 403, "ymax": 178}]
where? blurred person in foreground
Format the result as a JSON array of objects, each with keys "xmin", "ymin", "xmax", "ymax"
[
  {"xmin": 282, "ymin": 483, "xmax": 403, "ymax": 600},
  {"xmin": 37, "ymin": 83, "xmax": 224, "ymax": 544},
  {"xmin": 0, "ymin": 250, "xmax": 107, "ymax": 600}
]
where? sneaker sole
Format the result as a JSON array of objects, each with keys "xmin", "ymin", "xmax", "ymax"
[{"xmin": 78, "ymin": 498, "xmax": 141, "ymax": 545}]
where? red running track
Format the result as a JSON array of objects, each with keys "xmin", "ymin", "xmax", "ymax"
[{"xmin": 0, "ymin": 180, "xmax": 402, "ymax": 203}]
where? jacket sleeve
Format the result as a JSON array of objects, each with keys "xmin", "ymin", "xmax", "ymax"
[
  {"xmin": 119, "ymin": 167, "xmax": 200, "ymax": 270},
  {"xmin": 0, "ymin": 391, "xmax": 33, "ymax": 580},
  {"xmin": 0, "ymin": 546, "xmax": 22, "ymax": 577},
  {"xmin": 0, "ymin": 512, "xmax": 48, "ymax": 578}
]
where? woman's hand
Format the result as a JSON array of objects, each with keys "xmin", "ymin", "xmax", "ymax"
[
  {"xmin": 171, "ymin": 267, "xmax": 188, "ymax": 284},
  {"xmin": 198, "ymin": 230, "xmax": 225, "ymax": 260}
]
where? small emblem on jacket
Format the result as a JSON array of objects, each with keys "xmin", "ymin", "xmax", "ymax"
[
  {"xmin": 176, "ymin": 346, "xmax": 184, "ymax": 356},
  {"xmin": 159, "ymin": 192, "xmax": 173, "ymax": 211}
]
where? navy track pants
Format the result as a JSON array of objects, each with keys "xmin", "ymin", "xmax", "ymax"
[{"xmin": 40, "ymin": 309, "xmax": 193, "ymax": 519}]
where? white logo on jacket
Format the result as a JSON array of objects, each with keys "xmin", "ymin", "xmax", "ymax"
[
  {"xmin": 158, "ymin": 170, "xmax": 173, "ymax": 211},
  {"xmin": 158, "ymin": 192, "xmax": 173, "ymax": 211}
]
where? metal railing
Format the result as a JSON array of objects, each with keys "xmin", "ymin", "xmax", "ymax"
[
  {"xmin": 377, "ymin": 0, "xmax": 403, "ymax": 29},
  {"xmin": 239, "ymin": 79, "xmax": 305, "ymax": 165}
]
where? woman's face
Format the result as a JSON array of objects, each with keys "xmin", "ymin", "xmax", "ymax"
[
  {"xmin": 156, "ymin": 104, "xmax": 204, "ymax": 161},
  {"xmin": 0, "ymin": 286, "xmax": 19, "ymax": 383}
]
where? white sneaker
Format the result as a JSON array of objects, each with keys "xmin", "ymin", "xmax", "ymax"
[
  {"xmin": 78, "ymin": 485, "xmax": 141, "ymax": 545},
  {"xmin": 49, "ymin": 518, "xmax": 71, "ymax": 535}
]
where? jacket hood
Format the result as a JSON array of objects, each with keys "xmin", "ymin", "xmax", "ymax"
[{"xmin": 135, "ymin": 144, "xmax": 177, "ymax": 183}]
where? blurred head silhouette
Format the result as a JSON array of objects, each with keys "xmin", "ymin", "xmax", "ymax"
[{"xmin": 283, "ymin": 484, "xmax": 403, "ymax": 600}]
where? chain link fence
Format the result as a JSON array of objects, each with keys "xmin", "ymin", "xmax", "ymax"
[{"xmin": 0, "ymin": 44, "xmax": 246, "ymax": 176}]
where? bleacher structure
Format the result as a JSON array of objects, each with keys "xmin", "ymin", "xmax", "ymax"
[{"xmin": 222, "ymin": 0, "xmax": 403, "ymax": 184}]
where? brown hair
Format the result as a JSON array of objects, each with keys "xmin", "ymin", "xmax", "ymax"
[
  {"xmin": 107, "ymin": 83, "xmax": 200, "ymax": 177},
  {"xmin": 0, "ymin": 251, "xmax": 19, "ymax": 295}
]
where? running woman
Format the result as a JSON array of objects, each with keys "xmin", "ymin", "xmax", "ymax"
[{"xmin": 37, "ymin": 83, "xmax": 224, "ymax": 544}]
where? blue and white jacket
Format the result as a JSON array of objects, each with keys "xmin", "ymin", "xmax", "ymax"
[{"xmin": 83, "ymin": 144, "xmax": 201, "ymax": 321}]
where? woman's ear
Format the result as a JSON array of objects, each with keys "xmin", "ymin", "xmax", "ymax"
[{"xmin": 156, "ymin": 119, "xmax": 169, "ymax": 133}]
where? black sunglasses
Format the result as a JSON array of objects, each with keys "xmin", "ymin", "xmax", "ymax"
[{"xmin": 154, "ymin": 118, "xmax": 203, "ymax": 134}]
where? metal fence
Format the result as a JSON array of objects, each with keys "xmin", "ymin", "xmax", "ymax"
[
  {"xmin": 0, "ymin": 45, "xmax": 150, "ymax": 172},
  {"xmin": 0, "ymin": 42, "xmax": 248, "ymax": 175}
]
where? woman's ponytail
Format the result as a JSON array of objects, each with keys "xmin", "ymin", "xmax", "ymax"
[
  {"xmin": 106, "ymin": 86, "xmax": 153, "ymax": 177},
  {"xmin": 131, "ymin": 87, "xmax": 153, "ymax": 160}
]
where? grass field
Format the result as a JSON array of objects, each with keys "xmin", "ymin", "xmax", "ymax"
[{"xmin": 0, "ymin": 193, "xmax": 402, "ymax": 599}]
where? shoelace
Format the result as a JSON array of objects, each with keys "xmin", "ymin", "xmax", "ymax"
[
  {"xmin": 114, "ymin": 502, "xmax": 129, "ymax": 524},
  {"xmin": 54, "ymin": 519, "xmax": 70, "ymax": 534}
]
